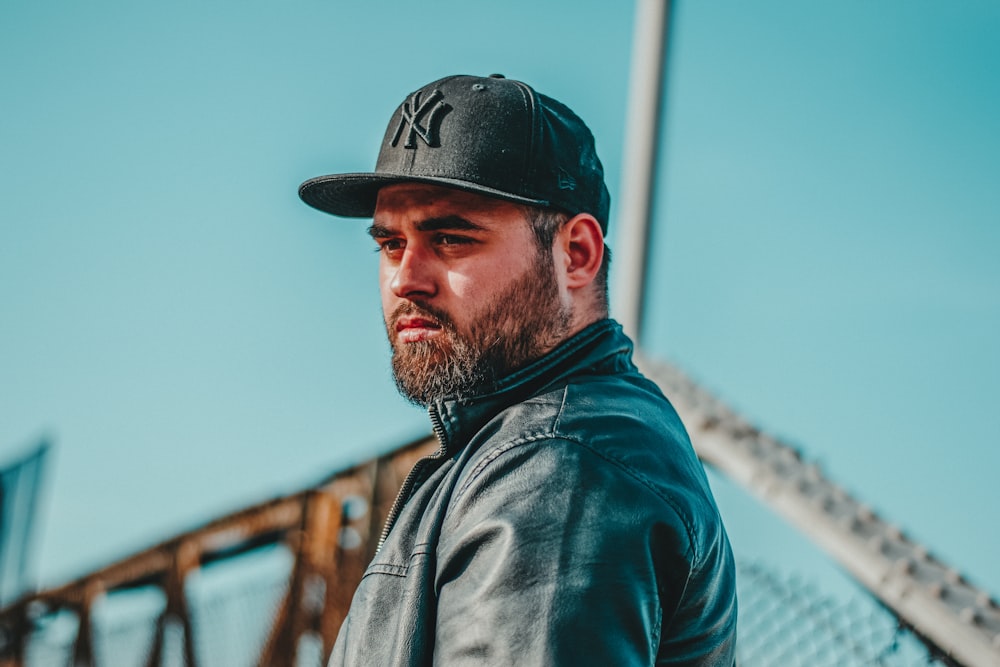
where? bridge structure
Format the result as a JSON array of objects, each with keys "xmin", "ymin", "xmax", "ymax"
[
  {"xmin": 0, "ymin": 360, "xmax": 997, "ymax": 666},
  {"xmin": 2, "ymin": 2, "xmax": 998, "ymax": 665}
]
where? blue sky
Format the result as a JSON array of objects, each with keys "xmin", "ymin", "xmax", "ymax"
[{"xmin": 1, "ymin": 0, "xmax": 997, "ymax": 602}]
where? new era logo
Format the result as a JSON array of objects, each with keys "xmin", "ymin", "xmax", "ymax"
[
  {"xmin": 391, "ymin": 89, "xmax": 450, "ymax": 149},
  {"xmin": 557, "ymin": 168, "xmax": 577, "ymax": 191}
]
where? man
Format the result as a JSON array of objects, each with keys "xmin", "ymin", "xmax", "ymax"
[{"xmin": 299, "ymin": 74, "xmax": 737, "ymax": 665}]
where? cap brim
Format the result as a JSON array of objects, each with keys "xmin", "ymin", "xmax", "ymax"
[{"xmin": 298, "ymin": 173, "xmax": 552, "ymax": 219}]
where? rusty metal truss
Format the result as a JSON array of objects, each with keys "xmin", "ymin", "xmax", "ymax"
[{"xmin": 0, "ymin": 437, "xmax": 436, "ymax": 667}]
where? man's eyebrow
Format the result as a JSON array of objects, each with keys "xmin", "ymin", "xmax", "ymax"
[
  {"xmin": 368, "ymin": 216, "xmax": 488, "ymax": 238},
  {"xmin": 415, "ymin": 216, "xmax": 487, "ymax": 233},
  {"xmin": 367, "ymin": 223, "xmax": 394, "ymax": 239}
]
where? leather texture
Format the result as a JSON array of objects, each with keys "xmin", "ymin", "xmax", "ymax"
[{"xmin": 329, "ymin": 320, "xmax": 737, "ymax": 666}]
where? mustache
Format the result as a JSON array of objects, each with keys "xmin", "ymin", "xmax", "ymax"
[{"xmin": 388, "ymin": 301, "xmax": 457, "ymax": 332}]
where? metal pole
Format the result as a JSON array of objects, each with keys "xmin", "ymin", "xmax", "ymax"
[{"xmin": 612, "ymin": 0, "xmax": 671, "ymax": 345}]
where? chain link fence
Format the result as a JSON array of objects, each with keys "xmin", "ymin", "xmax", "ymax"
[
  {"xmin": 21, "ymin": 546, "xmax": 292, "ymax": 667},
  {"xmin": 736, "ymin": 561, "xmax": 952, "ymax": 666}
]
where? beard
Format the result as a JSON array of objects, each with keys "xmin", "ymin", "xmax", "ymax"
[{"xmin": 386, "ymin": 254, "xmax": 572, "ymax": 406}]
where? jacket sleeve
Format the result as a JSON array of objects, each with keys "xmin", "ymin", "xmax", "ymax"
[{"xmin": 431, "ymin": 436, "xmax": 733, "ymax": 666}]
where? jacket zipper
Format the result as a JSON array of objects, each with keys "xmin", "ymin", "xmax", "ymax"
[{"xmin": 375, "ymin": 407, "xmax": 449, "ymax": 553}]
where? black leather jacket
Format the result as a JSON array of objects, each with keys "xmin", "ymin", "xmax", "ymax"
[{"xmin": 329, "ymin": 320, "xmax": 737, "ymax": 665}]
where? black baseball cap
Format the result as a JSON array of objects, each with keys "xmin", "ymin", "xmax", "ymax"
[{"xmin": 298, "ymin": 74, "xmax": 611, "ymax": 233}]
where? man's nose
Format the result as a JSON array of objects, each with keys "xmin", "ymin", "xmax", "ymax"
[{"xmin": 389, "ymin": 247, "xmax": 437, "ymax": 299}]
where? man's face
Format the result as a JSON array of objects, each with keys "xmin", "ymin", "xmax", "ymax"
[{"xmin": 370, "ymin": 183, "xmax": 572, "ymax": 405}]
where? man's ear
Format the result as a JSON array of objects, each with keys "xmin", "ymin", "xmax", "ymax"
[{"xmin": 557, "ymin": 213, "xmax": 605, "ymax": 290}]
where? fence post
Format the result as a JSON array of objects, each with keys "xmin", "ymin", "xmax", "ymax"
[{"xmin": 145, "ymin": 541, "xmax": 199, "ymax": 667}]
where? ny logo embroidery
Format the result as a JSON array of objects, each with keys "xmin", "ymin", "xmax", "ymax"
[{"xmin": 391, "ymin": 89, "xmax": 450, "ymax": 149}]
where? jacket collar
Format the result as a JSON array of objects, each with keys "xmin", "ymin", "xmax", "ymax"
[{"xmin": 428, "ymin": 319, "xmax": 633, "ymax": 454}]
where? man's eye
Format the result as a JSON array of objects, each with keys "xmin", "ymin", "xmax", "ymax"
[
  {"xmin": 437, "ymin": 234, "xmax": 470, "ymax": 246},
  {"xmin": 376, "ymin": 239, "xmax": 404, "ymax": 253}
]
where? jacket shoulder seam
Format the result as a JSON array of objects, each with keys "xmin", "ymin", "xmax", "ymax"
[
  {"xmin": 454, "ymin": 432, "xmax": 699, "ymax": 564},
  {"xmin": 567, "ymin": 436, "xmax": 700, "ymax": 564},
  {"xmin": 454, "ymin": 431, "xmax": 557, "ymax": 501}
]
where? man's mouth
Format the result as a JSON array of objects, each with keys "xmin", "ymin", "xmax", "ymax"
[{"xmin": 395, "ymin": 315, "xmax": 444, "ymax": 343}]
